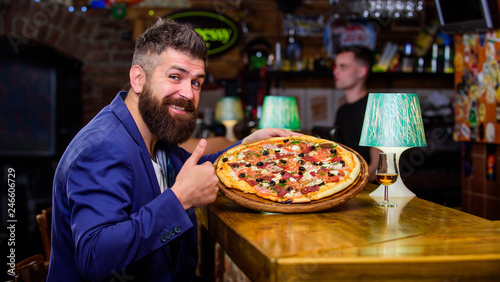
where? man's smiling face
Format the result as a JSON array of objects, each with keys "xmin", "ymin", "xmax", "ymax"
[{"xmin": 139, "ymin": 48, "xmax": 206, "ymax": 144}]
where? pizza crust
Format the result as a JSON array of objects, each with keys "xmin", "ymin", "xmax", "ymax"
[
  {"xmin": 216, "ymin": 163, "xmax": 255, "ymax": 194},
  {"xmin": 216, "ymin": 145, "xmax": 256, "ymax": 193}
]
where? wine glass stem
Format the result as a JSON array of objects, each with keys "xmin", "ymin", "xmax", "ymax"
[{"xmin": 384, "ymin": 185, "xmax": 389, "ymax": 202}]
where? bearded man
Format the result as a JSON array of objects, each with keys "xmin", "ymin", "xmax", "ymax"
[{"xmin": 48, "ymin": 19, "xmax": 297, "ymax": 281}]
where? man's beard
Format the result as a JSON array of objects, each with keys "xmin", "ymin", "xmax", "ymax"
[{"xmin": 138, "ymin": 84, "xmax": 197, "ymax": 144}]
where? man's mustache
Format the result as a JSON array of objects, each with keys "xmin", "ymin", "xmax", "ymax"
[{"xmin": 162, "ymin": 97, "xmax": 195, "ymax": 112}]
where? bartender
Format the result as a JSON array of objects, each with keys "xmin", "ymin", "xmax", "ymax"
[{"xmin": 332, "ymin": 46, "xmax": 380, "ymax": 181}]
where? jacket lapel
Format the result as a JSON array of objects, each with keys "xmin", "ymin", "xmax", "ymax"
[{"xmin": 109, "ymin": 91, "xmax": 161, "ymax": 196}]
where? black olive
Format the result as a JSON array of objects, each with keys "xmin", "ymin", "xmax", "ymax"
[
  {"xmin": 330, "ymin": 149, "xmax": 337, "ymax": 155},
  {"xmin": 246, "ymin": 163, "xmax": 252, "ymax": 167},
  {"xmin": 280, "ymin": 159, "xmax": 287, "ymax": 164},
  {"xmin": 298, "ymin": 153, "xmax": 305, "ymax": 157},
  {"xmin": 328, "ymin": 172, "xmax": 334, "ymax": 177},
  {"xmin": 297, "ymin": 160, "xmax": 305, "ymax": 165},
  {"xmin": 222, "ymin": 157, "xmax": 228, "ymax": 162},
  {"xmin": 287, "ymin": 187, "xmax": 293, "ymax": 192},
  {"xmin": 279, "ymin": 179, "xmax": 286, "ymax": 184},
  {"xmin": 298, "ymin": 171, "xmax": 303, "ymax": 176},
  {"xmin": 299, "ymin": 166, "xmax": 306, "ymax": 171},
  {"xmin": 269, "ymin": 180, "xmax": 276, "ymax": 186},
  {"xmin": 271, "ymin": 161, "xmax": 277, "ymax": 165},
  {"xmin": 256, "ymin": 161, "xmax": 264, "ymax": 166},
  {"xmin": 310, "ymin": 145, "xmax": 316, "ymax": 151},
  {"xmin": 319, "ymin": 181, "xmax": 325, "ymax": 186},
  {"xmin": 231, "ymin": 164, "xmax": 238, "ymax": 169},
  {"xmin": 256, "ymin": 178, "xmax": 263, "ymax": 182},
  {"xmin": 274, "ymin": 149, "xmax": 281, "ymax": 153},
  {"xmin": 340, "ymin": 160, "xmax": 345, "ymax": 166},
  {"xmin": 262, "ymin": 150, "xmax": 269, "ymax": 156},
  {"xmin": 283, "ymin": 139, "xmax": 289, "ymax": 143},
  {"xmin": 280, "ymin": 171, "xmax": 286, "ymax": 175},
  {"xmin": 238, "ymin": 173, "xmax": 245, "ymax": 178},
  {"xmin": 313, "ymin": 162, "xmax": 319, "ymax": 166},
  {"xmin": 318, "ymin": 161, "xmax": 323, "ymax": 166}
]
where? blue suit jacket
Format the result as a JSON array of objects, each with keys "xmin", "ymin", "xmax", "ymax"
[{"xmin": 47, "ymin": 92, "xmax": 235, "ymax": 281}]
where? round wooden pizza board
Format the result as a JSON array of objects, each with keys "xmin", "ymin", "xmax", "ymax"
[{"xmin": 215, "ymin": 143, "xmax": 369, "ymax": 213}]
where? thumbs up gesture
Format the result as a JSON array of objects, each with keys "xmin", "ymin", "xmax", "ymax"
[{"xmin": 171, "ymin": 139, "xmax": 219, "ymax": 210}]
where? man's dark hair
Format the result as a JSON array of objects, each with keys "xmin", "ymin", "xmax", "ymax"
[
  {"xmin": 337, "ymin": 45, "xmax": 374, "ymax": 74},
  {"xmin": 132, "ymin": 18, "xmax": 208, "ymax": 76}
]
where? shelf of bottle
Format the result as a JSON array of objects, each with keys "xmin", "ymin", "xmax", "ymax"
[{"xmin": 242, "ymin": 70, "xmax": 454, "ymax": 89}]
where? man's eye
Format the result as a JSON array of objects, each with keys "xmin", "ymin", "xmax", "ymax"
[
  {"xmin": 192, "ymin": 81, "xmax": 201, "ymax": 88},
  {"xmin": 170, "ymin": 75, "xmax": 180, "ymax": 80}
]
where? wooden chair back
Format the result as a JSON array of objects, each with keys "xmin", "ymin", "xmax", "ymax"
[
  {"xmin": 36, "ymin": 207, "xmax": 52, "ymax": 263},
  {"xmin": 7, "ymin": 254, "xmax": 46, "ymax": 282}
]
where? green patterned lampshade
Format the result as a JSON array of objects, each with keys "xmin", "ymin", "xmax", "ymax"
[
  {"xmin": 258, "ymin": 96, "xmax": 301, "ymax": 130},
  {"xmin": 214, "ymin": 97, "xmax": 244, "ymax": 122},
  {"xmin": 359, "ymin": 93, "xmax": 427, "ymax": 148}
]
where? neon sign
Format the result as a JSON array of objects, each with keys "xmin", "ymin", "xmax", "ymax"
[{"xmin": 166, "ymin": 10, "xmax": 240, "ymax": 57}]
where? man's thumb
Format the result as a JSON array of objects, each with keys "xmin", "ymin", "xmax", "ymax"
[{"xmin": 185, "ymin": 139, "xmax": 207, "ymax": 166}]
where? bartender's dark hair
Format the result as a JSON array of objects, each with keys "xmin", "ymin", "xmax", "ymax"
[
  {"xmin": 337, "ymin": 45, "xmax": 374, "ymax": 74},
  {"xmin": 132, "ymin": 18, "xmax": 208, "ymax": 76}
]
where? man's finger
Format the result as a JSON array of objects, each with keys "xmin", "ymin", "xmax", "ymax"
[{"xmin": 184, "ymin": 139, "xmax": 207, "ymax": 166}]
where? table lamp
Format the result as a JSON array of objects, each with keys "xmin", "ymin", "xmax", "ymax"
[
  {"xmin": 214, "ymin": 97, "xmax": 244, "ymax": 142},
  {"xmin": 359, "ymin": 93, "xmax": 427, "ymax": 198},
  {"xmin": 258, "ymin": 96, "xmax": 301, "ymax": 130}
]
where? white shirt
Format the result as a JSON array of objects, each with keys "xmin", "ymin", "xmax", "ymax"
[{"xmin": 152, "ymin": 159, "xmax": 166, "ymax": 193}]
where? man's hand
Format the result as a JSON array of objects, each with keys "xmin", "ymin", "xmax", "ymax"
[
  {"xmin": 242, "ymin": 128, "xmax": 302, "ymax": 144},
  {"xmin": 171, "ymin": 139, "xmax": 219, "ymax": 210}
]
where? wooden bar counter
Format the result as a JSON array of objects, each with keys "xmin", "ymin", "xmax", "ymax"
[{"xmin": 196, "ymin": 183, "xmax": 500, "ymax": 281}]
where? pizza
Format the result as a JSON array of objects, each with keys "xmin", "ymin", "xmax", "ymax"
[{"xmin": 215, "ymin": 135, "xmax": 362, "ymax": 203}]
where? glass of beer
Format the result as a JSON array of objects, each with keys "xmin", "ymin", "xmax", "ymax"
[{"xmin": 375, "ymin": 153, "xmax": 398, "ymax": 207}]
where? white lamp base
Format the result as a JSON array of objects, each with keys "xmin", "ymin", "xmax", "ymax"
[
  {"xmin": 370, "ymin": 147, "xmax": 416, "ymax": 198},
  {"xmin": 221, "ymin": 120, "xmax": 239, "ymax": 143}
]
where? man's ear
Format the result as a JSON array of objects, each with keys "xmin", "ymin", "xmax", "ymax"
[
  {"xmin": 357, "ymin": 66, "xmax": 368, "ymax": 79},
  {"xmin": 130, "ymin": 65, "xmax": 145, "ymax": 94}
]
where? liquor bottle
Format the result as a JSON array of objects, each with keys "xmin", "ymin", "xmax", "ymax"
[
  {"xmin": 401, "ymin": 43, "xmax": 414, "ymax": 73},
  {"xmin": 414, "ymin": 23, "xmax": 438, "ymax": 58},
  {"xmin": 443, "ymin": 44, "xmax": 454, "ymax": 73},
  {"xmin": 469, "ymin": 101, "xmax": 478, "ymax": 140},
  {"xmin": 285, "ymin": 28, "xmax": 302, "ymax": 71}
]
